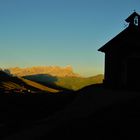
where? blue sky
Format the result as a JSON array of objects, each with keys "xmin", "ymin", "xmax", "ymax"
[{"xmin": 0, "ymin": 0, "xmax": 140, "ymax": 76}]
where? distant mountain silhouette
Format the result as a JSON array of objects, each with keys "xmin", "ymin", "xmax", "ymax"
[{"xmin": 0, "ymin": 70, "xmax": 59, "ymax": 93}]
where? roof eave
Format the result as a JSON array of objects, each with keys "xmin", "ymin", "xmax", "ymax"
[{"xmin": 98, "ymin": 48, "xmax": 105, "ymax": 52}]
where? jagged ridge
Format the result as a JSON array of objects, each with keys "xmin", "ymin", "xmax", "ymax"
[{"xmin": 6, "ymin": 66, "xmax": 80, "ymax": 77}]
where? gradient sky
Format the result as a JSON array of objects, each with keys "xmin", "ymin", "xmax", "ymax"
[{"xmin": 0, "ymin": 0, "xmax": 140, "ymax": 76}]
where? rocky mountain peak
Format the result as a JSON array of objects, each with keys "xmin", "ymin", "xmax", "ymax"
[{"xmin": 7, "ymin": 66, "xmax": 80, "ymax": 77}]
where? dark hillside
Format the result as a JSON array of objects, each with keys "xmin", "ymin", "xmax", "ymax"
[
  {"xmin": 0, "ymin": 70, "xmax": 42, "ymax": 91},
  {"xmin": 0, "ymin": 90, "xmax": 77, "ymax": 139},
  {"xmin": 0, "ymin": 70, "xmax": 59, "ymax": 93},
  {"xmin": 46, "ymin": 85, "xmax": 140, "ymax": 139},
  {"xmin": 3, "ymin": 84, "xmax": 140, "ymax": 140}
]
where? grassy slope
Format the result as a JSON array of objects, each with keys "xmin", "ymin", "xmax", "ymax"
[
  {"xmin": 55, "ymin": 74, "xmax": 103, "ymax": 90},
  {"xmin": 0, "ymin": 71, "xmax": 59, "ymax": 93},
  {"xmin": 24, "ymin": 74, "xmax": 104, "ymax": 91},
  {"xmin": 20, "ymin": 78, "xmax": 59, "ymax": 93},
  {"xmin": 0, "ymin": 71, "xmax": 27, "ymax": 90}
]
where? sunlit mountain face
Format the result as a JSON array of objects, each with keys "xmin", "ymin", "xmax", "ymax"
[{"xmin": 6, "ymin": 66, "xmax": 80, "ymax": 77}]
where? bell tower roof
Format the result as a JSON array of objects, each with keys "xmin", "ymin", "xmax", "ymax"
[{"xmin": 125, "ymin": 11, "xmax": 140, "ymax": 27}]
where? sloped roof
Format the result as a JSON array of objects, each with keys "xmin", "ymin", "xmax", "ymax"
[
  {"xmin": 125, "ymin": 12, "xmax": 140, "ymax": 23},
  {"xmin": 98, "ymin": 26, "xmax": 140, "ymax": 52}
]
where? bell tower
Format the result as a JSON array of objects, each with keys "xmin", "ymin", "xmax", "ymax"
[{"xmin": 125, "ymin": 11, "xmax": 140, "ymax": 27}]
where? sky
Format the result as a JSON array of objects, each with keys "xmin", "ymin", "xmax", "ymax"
[{"xmin": 0, "ymin": 0, "xmax": 140, "ymax": 76}]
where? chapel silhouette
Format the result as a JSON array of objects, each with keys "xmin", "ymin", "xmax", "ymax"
[{"xmin": 98, "ymin": 12, "xmax": 140, "ymax": 89}]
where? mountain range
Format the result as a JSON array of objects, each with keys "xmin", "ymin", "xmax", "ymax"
[
  {"xmin": 1, "ymin": 66, "xmax": 103, "ymax": 91},
  {"xmin": 6, "ymin": 66, "xmax": 80, "ymax": 77}
]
